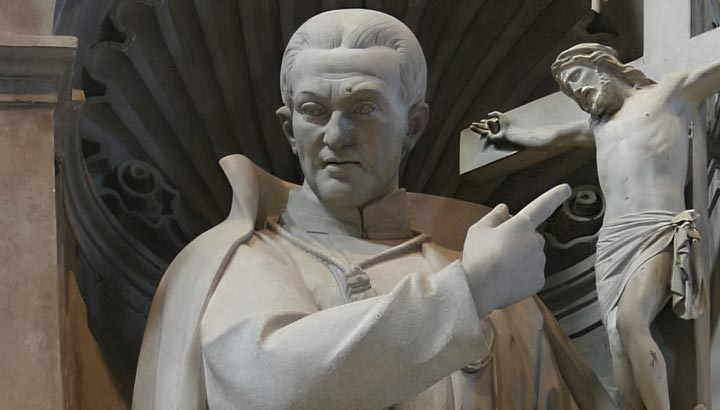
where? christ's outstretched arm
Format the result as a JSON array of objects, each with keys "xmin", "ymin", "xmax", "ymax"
[
  {"xmin": 680, "ymin": 58, "xmax": 720, "ymax": 102},
  {"xmin": 471, "ymin": 111, "xmax": 593, "ymax": 148}
]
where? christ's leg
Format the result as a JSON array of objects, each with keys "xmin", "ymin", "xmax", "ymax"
[
  {"xmin": 616, "ymin": 250, "xmax": 672, "ymax": 410},
  {"xmin": 606, "ymin": 321, "xmax": 643, "ymax": 409}
]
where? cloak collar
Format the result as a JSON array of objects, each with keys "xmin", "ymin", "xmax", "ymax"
[
  {"xmin": 219, "ymin": 154, "xmax": 489, "ymax": 251},
  {"xmin": 280, "ymin": 183, "xmax": 412, "ymax": 240}
]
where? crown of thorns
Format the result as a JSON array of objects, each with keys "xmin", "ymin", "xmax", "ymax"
[{"xmin": 551, "ymin": 43, "xmax": 655, "ymax": 95}]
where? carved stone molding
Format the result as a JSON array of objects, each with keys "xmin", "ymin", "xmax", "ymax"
[
  {"xmin": 0, "ymin": 31, "xmax": 77, "ymax": 409},
  {"xmin": 0, "ymin": 33, "xmax": 76, "ymax": 105}
]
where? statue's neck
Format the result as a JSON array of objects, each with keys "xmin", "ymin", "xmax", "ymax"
[{"xmin": 280, "ymin": 183, "xmax": 411, "ymax": 240}]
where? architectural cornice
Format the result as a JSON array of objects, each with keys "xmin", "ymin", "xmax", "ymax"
[{"xmin": 0, "ymin": 33, "xmax": 77, "ymax": 106}]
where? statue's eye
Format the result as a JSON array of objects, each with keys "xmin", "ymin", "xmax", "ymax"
[
  {"xmin": 300, "ymin": 102, "xmax": 327, "ymax": 117},
  {"xmin": 353, "ymin": 102, "xmax": 379, "ymax": 115},
  {"xmin": 567, "ymin": 70, "xmax": 581, "ymax": 83}
]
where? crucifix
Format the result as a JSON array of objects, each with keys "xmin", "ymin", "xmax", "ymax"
[{"xmin": 460, "ymin": 1, "xmax": 720, "ymax": 407}]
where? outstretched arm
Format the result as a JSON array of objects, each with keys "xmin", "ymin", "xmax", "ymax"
[
  {"xmin": 200, "ymin": 247, "xmax": 487, "ymax": 410},
  {"xmin": 680, "ymin": 58, "xmax": 720, "ymax": 102},
  {"xmin": 470, "ymin": 112, "xmax": 594, "ymax": 148},
  {"xmin": 190, "ymin": 187, "xmax": 570, "ymax": 410}
]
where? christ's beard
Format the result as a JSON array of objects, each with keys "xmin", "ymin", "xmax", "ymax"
[{"xmin": 591, "ymin": 79, "xmax": 623, "ymax": 120}]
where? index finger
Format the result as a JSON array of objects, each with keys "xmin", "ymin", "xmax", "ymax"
[{"xmin": 514, "ymin": 184, "xmax": 572, "ymax": 227}]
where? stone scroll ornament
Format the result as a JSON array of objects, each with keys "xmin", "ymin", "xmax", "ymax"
[{"xmin": 472, "ymin": 43, "xmax": 719, "ymax": 410}]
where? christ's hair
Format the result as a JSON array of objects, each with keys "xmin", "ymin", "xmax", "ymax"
[{"xmin": 551, "ymin": 43, "xmax": 655, "ymax": 95}]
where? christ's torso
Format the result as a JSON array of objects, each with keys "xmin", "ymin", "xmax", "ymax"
[{"xmin": 593, "ymin": 81, "xmax": 691, "ymax": 222}]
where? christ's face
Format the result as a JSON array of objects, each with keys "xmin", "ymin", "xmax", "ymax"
[
  {"xmin": 559, "ymin": 65, "xmax": 625, "ymax": 119},
  {"xmin": 277, "ymin": 47, "xmax": 426, "ymax": 210}
]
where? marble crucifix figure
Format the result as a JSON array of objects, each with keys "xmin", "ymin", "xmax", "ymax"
[
  {"xmin": 472, "ymin": 43, "xmax": 719, "ymax": 410},
  {"xmin": 132, "ymin": 10, "xmax": 614, "ymax": 410}
]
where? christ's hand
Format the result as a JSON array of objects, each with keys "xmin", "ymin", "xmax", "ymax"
[{"xmin": 470, "ymin": 111, "xmax": 510, "ymax": 142}]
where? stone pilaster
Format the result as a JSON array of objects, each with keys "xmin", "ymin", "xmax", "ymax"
[{"xmin": 0, "ymin": 31, "xmax": 77, "ymax": 409}]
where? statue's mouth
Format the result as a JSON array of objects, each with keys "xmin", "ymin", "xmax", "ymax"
[
  {"xmin": 324, "ymin": 159, "xmax": 361, "ymax": 167},
  {"xmin": 324, "ymin": 160, "xmax": 361, "ymax": 177}
]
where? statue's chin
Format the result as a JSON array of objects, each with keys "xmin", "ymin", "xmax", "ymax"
[
  {"xmin": 590, "ymin": 95, "xmax": 623, "ymax": 121},
  {"xmin": 314, "ymin": 184, "xmax": 366, "ymax": 210},
  {"xmin": 309, "ymin": 171, "xmax": 398, "ymax": 211}
]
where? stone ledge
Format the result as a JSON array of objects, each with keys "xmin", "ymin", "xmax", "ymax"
[
  {"xmin": 0, "ymin": 33, "xmax": 77, "ymax": 48},
  {"xmin": 0, "ymin": 33, "xmax": 77, "ymax": 106}
]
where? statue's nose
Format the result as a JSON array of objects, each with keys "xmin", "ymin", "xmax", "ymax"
[
  {"xmin": 323, "ymin": 111, "xmax": 355, "ymax": 148},
  {"xmin": 573, "ymin": 86, "xmax": 588, "ymax": 99}
]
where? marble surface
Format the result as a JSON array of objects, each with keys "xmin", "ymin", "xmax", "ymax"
[
  {"xmin": 0, "ymin": 0, "xmax": 54, "ymax": 36},
  {"xmin": 0, "ymin": 0, "xmax": 77, "ymax": 406},
  {"xmin": 0, "ymin": 108, "xmax": 63, "ymax": 409}
]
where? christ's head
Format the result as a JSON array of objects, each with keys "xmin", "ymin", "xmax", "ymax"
[{"xmin": 552, "ymin": 43, "xmax": 655, "ymax": 119}]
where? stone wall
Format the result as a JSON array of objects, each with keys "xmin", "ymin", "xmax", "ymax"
[
  {"xmin": 0, "ymin": 0, "xmax": 54, "ymax": 35},
  {"xmin": 0, "ymin": 1, "xmax": 72, "ymax": 408},
  {"xmin": 0, "ymin": 108, "xmax": 63, "ymax": 409}
]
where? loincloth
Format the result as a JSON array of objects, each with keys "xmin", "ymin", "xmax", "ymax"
[{"xmin": 594, "ymin": 210, "xmax": 706, "ymax": 324}]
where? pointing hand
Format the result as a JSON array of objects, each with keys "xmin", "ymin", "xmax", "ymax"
[{"xmin": 461, "ymin": 185, "xmax": 572, "ymax": 316}]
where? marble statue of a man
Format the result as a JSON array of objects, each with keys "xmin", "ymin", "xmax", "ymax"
[
  {"xmin": 472, "ymin": 43, "xmax": 718, "ymax": 410},
  {"xmin": 132, "ymin": 11, "xmax": 613, "ymax": 410}
]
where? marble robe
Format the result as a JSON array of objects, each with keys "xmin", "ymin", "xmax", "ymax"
[{"xmin": 132, "ymin": 155, "xmax": 614, "ymax": 410}]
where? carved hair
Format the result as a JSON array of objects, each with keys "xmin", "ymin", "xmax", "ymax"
[
  {"xmin": 280, "ymin": 9, "xmax": 427, "ymax": 108},
  {"xmin": 551, "ymin": 43, "xmax": 655, "ymax": 95}
]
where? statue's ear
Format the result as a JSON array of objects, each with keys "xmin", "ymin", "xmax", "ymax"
[
  {"xmin": 276, "ymin": 105, "xmax": 297, "ymax": 156},
  {"xmin": 404, "ymin": 102, "xmax": 429, "ymax": 152}
]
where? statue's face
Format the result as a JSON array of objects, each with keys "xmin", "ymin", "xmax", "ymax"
[
  {"xmin": 559, "ymin": 64, "xmax": 625, "ymax": 119},
  {"xmin": 280, "ymin": 47, "xmax": 423, "ymax": 209}
]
